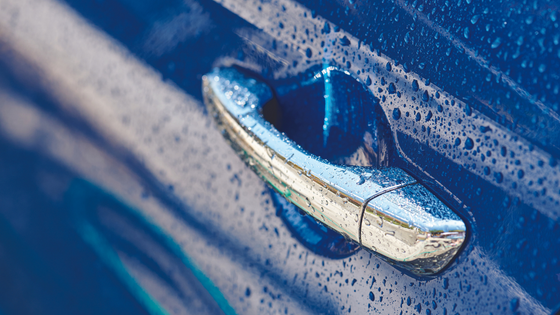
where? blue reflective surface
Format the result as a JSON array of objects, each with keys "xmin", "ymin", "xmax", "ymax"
[
  {"xmin": 0, "ymin": 141, "xmax": 233, "ymax": 315},
  {"xmin": 0, "ymin": 0, "xmax": 559, "ymax": 313}
]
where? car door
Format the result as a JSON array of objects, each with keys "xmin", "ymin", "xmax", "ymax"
[{"xmin": 0, "ymin": 0, "xmax": 558, "ymax": 314}]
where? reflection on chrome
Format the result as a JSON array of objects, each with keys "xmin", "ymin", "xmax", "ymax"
[{"xmin": 202, "ymin": 67, "xmax": 466, "ymax": 275}]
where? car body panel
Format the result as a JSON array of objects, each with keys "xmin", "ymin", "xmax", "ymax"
[{"xmin": 0, "ymin": 0, "xmax": 558, "ymax": 314}]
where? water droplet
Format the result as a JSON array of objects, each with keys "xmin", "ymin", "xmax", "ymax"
[
  {"xmin": 464, "ymin": 138, "xmax": 474, "ymax": 150},
  {"xmin": 412, "ymin": 80, "xmax": 419, "ymax": 92},
  {"xmin": 422, "ymin": 90, "xmax": 429, "ymax": 101},
  {"xmin": 454, "ymin": 138, "xmax": 461, "ymax": 146},
  {"xmin": 306, "ymin": 48, "xmax": 313, "ymax": 58},
  {"xmin": 500, "ymin": 146, "xmax": 507, "ymax": 157},
  {"xmin": 494, "ymin": 172, "xmax": 503, "ymax": 183},
  {"xmin": 323, "ymin": 22, "xmax": 331, "ymax": 34},
  {"xmin": 426, "ymin": 111, "xmax": 433, "ymax": 121},
  {"xmin": 470, "ymin": 15, "xmax": 479, "ymax": 24},
  {"xmin": 388, "ymin": 83, "xmax": 397, "ymax": 94},
  {"xmin": 393, "ymin": 108, "xmax": 401, "ymax": 120},
  {"xmin": 442, "ymin": 278, "xmax": 449, "ymax": 289},
  {"xmin": 491, "ymin": 37, "xmax": 502, "ymax": 49},
  {"xmin": 510, "ymin": 298, "xmax": 519, "ymax": 311},
  {"xmin": 356, "ymin": 175, "xmax": 366, "ymax": 185},
  {"xmin": 404, "ymin": 32, "xmax": 411, "ymax": 43},
  {"xmin": 340, "ymin": 36, "xmax": 351, "ymax": 46},
  {"xmin": 386, "ymin": 62, "xmax": 392, "ymax": 71}
]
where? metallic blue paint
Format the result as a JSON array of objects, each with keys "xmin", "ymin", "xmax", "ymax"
[{"xmin": 0, "ymin": 0, "xmax": 559, "ymax": 313}]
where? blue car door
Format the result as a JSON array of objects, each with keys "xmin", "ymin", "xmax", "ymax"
[{"xmin": 0, "ymin": 0, "xmax": 558, "ymax": 314}]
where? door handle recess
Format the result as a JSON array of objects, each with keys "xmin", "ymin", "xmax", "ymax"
[{"xmin": 202, "ymin": 68, "xmax": 466, "ymax": 275}]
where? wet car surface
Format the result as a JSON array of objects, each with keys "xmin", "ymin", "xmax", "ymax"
[{"xmin": 0, "ymin": 0, "xmax": 559, "ymax": 314}]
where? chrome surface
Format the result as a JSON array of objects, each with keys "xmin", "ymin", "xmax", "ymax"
[
  {"xmin": 202, "ymin": 67, "xmax": 466, "ymax": 275},
  {"xmin": 361, "ymin": 184, "xmax": 466, "ymax": 274}
]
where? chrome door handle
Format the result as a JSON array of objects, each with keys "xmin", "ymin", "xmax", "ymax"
[{"xmin": 202, "ymin": 68, "xmax": 466, "ymax": 275}]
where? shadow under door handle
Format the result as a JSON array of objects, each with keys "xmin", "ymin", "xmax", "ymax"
[{"xmin": 202, "ymin": 67, "xmax": 466, "ymax": 275}]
